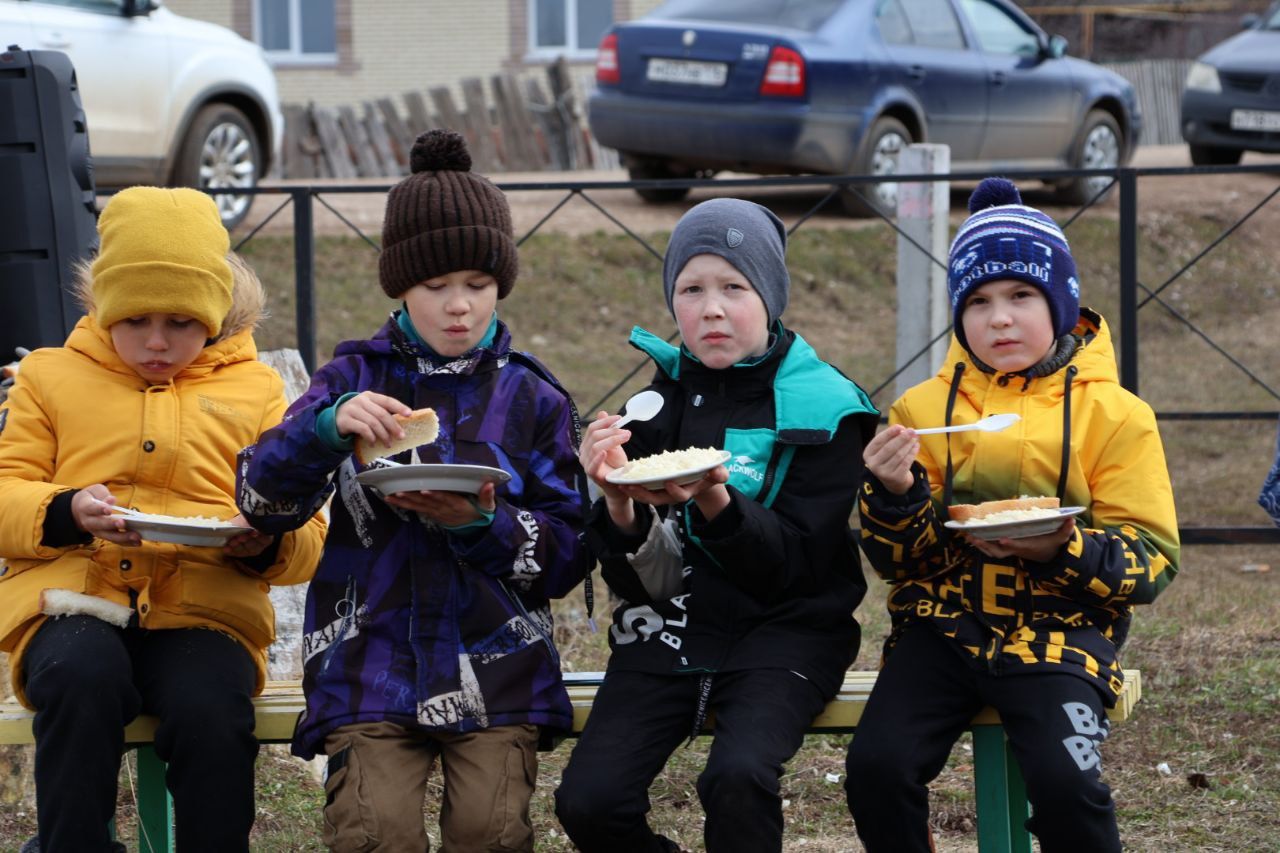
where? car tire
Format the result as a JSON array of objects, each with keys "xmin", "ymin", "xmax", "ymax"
[
  {"xmin": 172, "ymin": 103, "xmax": 262, "ymax": 231},
  {"xmin": 628, "ymin": 160, "xmax": 692, "ymax": 204},
  {"xmin": 1055, "ymin": 109, "xmax": 1123, "ymax": 206},
  {"xmin": 1188, "ymin": 144, "xmax": 1243, "ymax": 166},
  {"xmin": 841, "ymin": 115, "xmax": 912, "ymax": 218}
]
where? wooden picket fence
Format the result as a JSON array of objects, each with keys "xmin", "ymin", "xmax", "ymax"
[
  {"xmin": 1104, "ymin": 59, "xmax": 1192, "ymax": 147},
  {"xmin": 279, "ymin": 58, "xmax": 618, "ymax": 180}
]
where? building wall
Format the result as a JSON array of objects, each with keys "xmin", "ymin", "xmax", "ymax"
[{"xmin": 164, "ymin": 0, "xmax": 649, "ymax": 109}]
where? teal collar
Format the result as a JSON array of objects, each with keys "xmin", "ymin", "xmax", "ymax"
[
  {"xmin": 628, "ymin": 325, "xmax": 877, "ymax": 440},
  {"xmin": 625, "ymin": 323, "xmax": 782, "ymax": 379},
  {"xmin": 398, "ymin": 308, "xmax": 498, "ymax": 355}
]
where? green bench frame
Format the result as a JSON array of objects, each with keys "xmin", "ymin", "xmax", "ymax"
[{"xmin": 0, "ymin": 668, "xmax": 1140, "ymax": 852}]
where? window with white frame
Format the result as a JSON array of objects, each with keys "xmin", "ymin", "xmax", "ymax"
[
  {"xmin": 256, "ymin": 0, "xmax": 337, "ymax": 64},
  {"xmin": 529, "ymin": 0, "xmax": 614, "ymax": 59}
]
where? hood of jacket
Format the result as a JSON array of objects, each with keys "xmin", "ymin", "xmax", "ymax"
[
  {"xmin": 909, "ymin": 309, "xmax": 1120, "ymax": 508},
  {"xmin": 64, "ymin": 312, "xmax": 261, "ymax": 385},
  {"xmin": 940, "ymin": 308, "xmax": 1113, "ymax": 407}
]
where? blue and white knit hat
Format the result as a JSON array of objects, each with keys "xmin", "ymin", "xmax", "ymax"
[{"xmin": 947, "ymin": 178, "xmax": 1080, "ymax": 351}]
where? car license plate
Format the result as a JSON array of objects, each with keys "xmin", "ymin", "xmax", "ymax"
[
  {"xmin": 1230, "ymin": 109, "xmax": 1280, "ymax": 132},
  {"xmin": 646, "ymin": 58, "xmax": 728, "ymax": 87}
]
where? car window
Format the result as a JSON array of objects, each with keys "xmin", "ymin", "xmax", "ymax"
[
  {"xmin": 898, "ymin": 0, "xmax": 966, "ymax": 49},
  {"xmin": 875, "ymin": 0, "xmax": 914, "ymax": 45},
  {"xmin": 651, "ymin": 0, "xmax": 845, "ymax": 32},
  {"xmin": 1265, "ymin": 5, "xmax": 1280, "ymax": 28},
  {"xmin": 958, "ymin": 0, "xmax": 1040, "ymax": 56},
  {"xmin": 30, "ymin": 0, "xmax": 123, "ymax": 12}
]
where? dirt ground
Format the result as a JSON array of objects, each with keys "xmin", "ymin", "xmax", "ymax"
[{"xmin": 240, "ymin": 145, "xmax": 1280, "ymax": 240}]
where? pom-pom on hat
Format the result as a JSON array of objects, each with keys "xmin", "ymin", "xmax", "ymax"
[
  {"xmin": 947, "ymin": 177, "xmax": 1080, "ymax": 352},
  {"xmin": 91, "ymin": 186, "xmax": 233, "ymax": 337},
  {"xmin": 662, "ymin": 198, "xmax": 790, "ymax": 327},
  {"xmin": 379, "ymin": 130, "xmax": 518, "ymax": 299}
]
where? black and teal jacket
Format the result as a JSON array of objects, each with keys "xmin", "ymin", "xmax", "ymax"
[{"xmin": 586, "ymin": 326, "xmax": 879, "ymax": 699}]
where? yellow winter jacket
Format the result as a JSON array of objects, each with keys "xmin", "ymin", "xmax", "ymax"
[
  {"xmin": 858, "ymin": 310, "xmax": 1179, "ymax": 702},
  {"xmin": 0, "ymin": 311, "xmax": 326, "ymax": 705}
]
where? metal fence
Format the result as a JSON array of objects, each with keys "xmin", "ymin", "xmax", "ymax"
[{"xmin": 224, "ymin": 162, "xmax": 1280, "ymax": 545}]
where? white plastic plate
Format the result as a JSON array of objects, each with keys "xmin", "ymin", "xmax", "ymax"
[
  {"xmin": 122, "ymin": 514, "xmax": 244, "ymax": 547},
  {"xmin": 606, "ymin": 449, "xmax": 732, "ymax": 491},
  {"xmin": 356, "ymin": 463, "xmax": 512, "ymax": 496},
  {"xmin": 945, "ymin": 506, "xmax": 1086, "ymax": 541}
]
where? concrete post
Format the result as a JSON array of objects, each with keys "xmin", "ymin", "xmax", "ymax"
[{"xmin": 895, "ymin": 144, "xmax": 951, "ymax": 399}]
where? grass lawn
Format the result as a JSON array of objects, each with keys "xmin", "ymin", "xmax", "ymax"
[{"xmin": 2, "ymin": 198, "xmax": 1278, "ymax": 851}]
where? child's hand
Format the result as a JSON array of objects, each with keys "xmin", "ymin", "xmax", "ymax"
[
  {"xmin": 863, "ymin": 424, "xmax": 918, "ymax": 495},
  {"xmin": 625, "ymin": 466, "xmax": 730, "ymax": 511},
  {"xmin": 963, "ymin": 517, "xmax": 1076, "ymax": 562},
  {"xmin": 383, "ymin": 481, "xmax": 497, "ymax": 527},
  {"xmin": 580, "ymin": 412, "xmax": 632, "ymax": 499},
  {"xmin": 336, "ymin": 392, "xmax": 413, "ymax": 450},
  {"xmin": 580, "ymin": 411, "xmax": 642, "ymax": 531},
  {"xmin": 223, "ymin": 514, "xmax": 275, "ymax": 558},
  {"xmin": 71, "ymin": 485, "xmax": 141, "ymax": 547}
]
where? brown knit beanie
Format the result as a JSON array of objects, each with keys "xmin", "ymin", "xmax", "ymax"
[{"xmin": 379, "ymin": 130, "xmax": 518, "ymax": 299}]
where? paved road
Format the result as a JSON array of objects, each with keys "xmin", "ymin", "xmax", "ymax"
[{"xmin": 241, "ymin": 145, "xmax": 1280, "ymax": 239}]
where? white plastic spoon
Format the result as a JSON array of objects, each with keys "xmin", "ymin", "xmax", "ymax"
[
  {"xmin": 613, "ymin": 389, "xmax": 664, "ymax": 430},
  {"xmin": 914, "ymin": 412, "xmax": 1021, "ymax": 435},
  {"xmin": 91, "ymin": 498, "xmax": 143, "ymax": 517}
]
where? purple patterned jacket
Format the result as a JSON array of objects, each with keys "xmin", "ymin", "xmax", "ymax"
[{"xmin": 237, "ymin": 314, "xmax": 590, "ymax": 758}]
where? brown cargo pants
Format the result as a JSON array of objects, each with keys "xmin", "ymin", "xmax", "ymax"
[{"xmin": 321, "ymin": 720, "xmax": 538, "ymax": 852}]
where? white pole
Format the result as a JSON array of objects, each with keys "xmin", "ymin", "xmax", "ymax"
[{"xmin": 894, "ymin": 143, "xmax": 951, "ymax": 399}]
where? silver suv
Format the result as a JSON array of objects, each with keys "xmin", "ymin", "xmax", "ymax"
[{"xmin": 2, "ymin": 0, "xmax": 283, "ymax": 228}]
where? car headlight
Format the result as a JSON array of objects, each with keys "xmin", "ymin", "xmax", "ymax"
[{"xmin": 1185, "ymin": 62, "xmax": 1221, "ymax": 93}]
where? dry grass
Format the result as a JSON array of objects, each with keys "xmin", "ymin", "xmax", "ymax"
[{"xmin": 2, "ymin": 195, "xmax": 1278, "ymax": 851}]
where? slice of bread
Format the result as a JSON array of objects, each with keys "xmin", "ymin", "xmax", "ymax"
[
  {"xmin": 354, "ymin": 407, "xmax": 440, "ymax": 464},
  {"xmin": 946, "ymin": 495, "xmax": 1060, "ymax": 523}
]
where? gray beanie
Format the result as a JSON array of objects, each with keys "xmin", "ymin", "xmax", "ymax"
[{"xmin": 662, "ymin": 198, "xmax": 789, "ymax": 326}]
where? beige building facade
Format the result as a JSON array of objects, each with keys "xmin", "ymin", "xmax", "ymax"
[{"xmin": 166, "ymin": 0, "xmax": 663, "ymax": 109}]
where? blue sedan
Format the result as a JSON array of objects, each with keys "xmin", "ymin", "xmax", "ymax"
[
  {"xmin": 1180, "ymin": 2, "xmax": 1280, "ymax": 165},
  {"xmin": 588, "ymin": 0, "xmax": 1142, "ymax": 214}
]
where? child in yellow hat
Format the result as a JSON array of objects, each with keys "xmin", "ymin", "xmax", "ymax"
[{"xmin": 0, "ymin": 186, "xmax": 327, "ymax": 852}]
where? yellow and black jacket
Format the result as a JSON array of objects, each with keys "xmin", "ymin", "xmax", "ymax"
[{"xmin": 858, "ymin": 310, "xmax": 1179, "ymax": 704}]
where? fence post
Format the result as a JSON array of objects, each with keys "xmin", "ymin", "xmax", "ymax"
[
  {"xmin": 291, "ymin": 187, "xmax": 317, "ymax": 373},
  {"xmin": 1118, "ymin": 168, "xmax": 1138, "ymax": 394},
  {"xmin": 895, "ymin": 144, "xmax": 951, "ymax": 399}
]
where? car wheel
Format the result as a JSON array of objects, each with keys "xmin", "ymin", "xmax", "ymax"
[
  {"xmin": 1055, "ymin": 110, "xmax": 1123, "ymax": 206},
  {"xmin": 173, "ymin": 103, "xmax": 261, "ymax": 230},
  {"xmin": 628, "ymin": 161, "xmax": 692, "ymax": 204},
  {"xmin": 1189, "ymin": 144, "xmax": 1243, "ymax": 166},
  {"xmin": 841, "ymin": 116, "xmax": 911, "ymax": 218}
]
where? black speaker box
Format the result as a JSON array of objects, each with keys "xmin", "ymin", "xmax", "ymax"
[{"xmin": 0, "ymin": 45, "xmax": 97, "ymax": 359}]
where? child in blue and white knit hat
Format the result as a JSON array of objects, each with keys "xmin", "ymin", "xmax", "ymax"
[{"xmin": 847, "ymin": 175, "xmax": 1179, "ymax": 853}]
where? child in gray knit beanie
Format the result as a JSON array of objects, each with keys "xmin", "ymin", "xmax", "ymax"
[
  {"xmin": 662, "ymin": 197, "xmax": 790, "ymax": 328},
  {"xmin": 556, "ymin": 197, "xmax": 879, "ymax": 852}
]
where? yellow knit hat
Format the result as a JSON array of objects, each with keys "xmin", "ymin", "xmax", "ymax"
[{"xmin": 91, "ymin": 186, "xmax": 234, "ymax": 337}]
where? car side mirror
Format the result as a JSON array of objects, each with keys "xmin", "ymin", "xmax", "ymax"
[
  {"xmin": 122, "ymin": 0, "xmax": 157, "ymax": 17},
  {"xmin": 1045, "ymin": 34, "xmax": 1069, "ymax": 59},
  {"xmin": 1240, "ymin": 12, "xmax": 1260, "ymax": 28}
]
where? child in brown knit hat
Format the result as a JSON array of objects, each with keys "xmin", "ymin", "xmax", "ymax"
[
  {"xmin": 0, "ymin": 186, "xmax": 327, "ymax": 852},
  {"xmin": 236, "ymin": 130, "xmax": 590, "ymax": 852}
]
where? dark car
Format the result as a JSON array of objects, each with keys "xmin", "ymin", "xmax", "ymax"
[
  {"xmin": 588, "ymin": 0, "xmax": 1142, "ymax": 214},
  {"xmin": 1179, "ymin": 3, "xmax": 1280, "ymax": 165}
]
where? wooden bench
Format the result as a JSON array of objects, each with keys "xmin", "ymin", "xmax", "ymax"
[{"xmin": 0, "ymin": 668, "xmax": 1140, "ymax": 853}]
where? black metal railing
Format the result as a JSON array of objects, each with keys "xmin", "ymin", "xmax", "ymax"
[{"xmin": 213, "ymin": 162, "xmax": 1280, "ymax": 544}]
